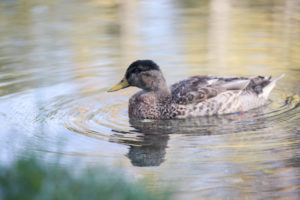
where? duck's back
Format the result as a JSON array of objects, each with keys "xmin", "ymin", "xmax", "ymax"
[{"xmin": 169, "ymin": 75, "xmax": 283, "ymax": 118}]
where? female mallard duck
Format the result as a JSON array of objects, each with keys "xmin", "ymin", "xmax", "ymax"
[{"xmin": 108, "ymin": 60, "xmax": 284, "ymax": 119}]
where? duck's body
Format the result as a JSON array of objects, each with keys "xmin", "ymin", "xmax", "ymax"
[{"xmin": 109, "ymin": 60, "xmax": 284, "ymax": 119}]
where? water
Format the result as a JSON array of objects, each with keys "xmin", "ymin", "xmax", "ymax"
[{"xmin": 1, "ymin": 0, "xmax": 300, "ymax": 199}]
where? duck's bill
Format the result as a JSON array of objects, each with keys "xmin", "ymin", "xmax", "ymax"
[{"xmin": 107, "ymin": 78, "xmax": 129, "ymax": 92}]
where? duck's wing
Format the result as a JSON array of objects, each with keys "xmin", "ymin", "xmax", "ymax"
[
  {"xmin": 170, "ymin": 75, "xmax": 268, "ymax": 105},
  {"xmin": 171, "ymin": 76, "xmax": 218, "ymax": 105}
]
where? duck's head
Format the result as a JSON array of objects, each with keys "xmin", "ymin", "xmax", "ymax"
[{"xmin": 108, "ymin": 60, "xmax": 167, "ymax": 92}]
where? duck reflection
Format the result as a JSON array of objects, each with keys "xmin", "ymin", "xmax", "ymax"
[
  {"xmin": 111, "ymin": 109, "xmax": 271, "ymax": 167},
  {"xmin": 127, "ymin": 134, "xmax": 169, "ymax": 167},
  {"xmin": 126, "ymin": 119, "xmax": 171, "ymax": 167}
]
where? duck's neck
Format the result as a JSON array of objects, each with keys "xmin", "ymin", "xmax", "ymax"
[
  {"xmin": 152, "ymin": 85, "xmax": 172, "ymax": 103},
  {"xmin": 142, "ymin": 71, "xmax": 172, "ymax": 102}
]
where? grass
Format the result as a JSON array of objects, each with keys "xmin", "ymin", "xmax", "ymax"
[{"xmin": 0, "ymin": 155, "xmax": 171, "ymax": 200}]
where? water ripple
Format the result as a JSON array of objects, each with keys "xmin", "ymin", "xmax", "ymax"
[{"xmin": 38, "ymin": 86, "xmax": 300, "ymax": 152}]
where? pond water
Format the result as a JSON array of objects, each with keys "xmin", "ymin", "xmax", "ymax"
[{"xmin": 1, "ymin": 0, "xmax": 300, "ymax": 199}]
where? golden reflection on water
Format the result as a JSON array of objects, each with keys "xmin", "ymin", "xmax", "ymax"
[{"xmin": 0, "ymin": 0, "xmax": 300, "ymax": 199}]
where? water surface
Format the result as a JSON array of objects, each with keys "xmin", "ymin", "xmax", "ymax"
[{"xmin": 0, "ymin": 0, "xmax": 300, "ymax": 199}]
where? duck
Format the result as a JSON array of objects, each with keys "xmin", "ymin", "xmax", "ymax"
[{"xmin": 108, "ymin": 60, "xmax": 284, "ymax": 119}]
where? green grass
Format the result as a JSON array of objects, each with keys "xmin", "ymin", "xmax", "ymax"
[{"xmin": 0, "ymin": 156, "xmax": 171, "ymax": 200}]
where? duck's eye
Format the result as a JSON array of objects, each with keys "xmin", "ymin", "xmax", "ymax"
[{"xmin": 134, "ymin": 67, "xmax": 142, "ymax": 73}]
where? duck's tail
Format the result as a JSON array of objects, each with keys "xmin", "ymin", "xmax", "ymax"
[{"xmin": 261, "ymin": 74, "xmax": 285, "ymax": 99}]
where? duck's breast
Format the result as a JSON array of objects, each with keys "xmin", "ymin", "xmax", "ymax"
[{"xmin": 129, "ymin": 92, "xmax": 160, "ymax": 119}]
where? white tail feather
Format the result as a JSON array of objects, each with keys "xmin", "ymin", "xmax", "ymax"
[
  {"xmin": 271, "ymin": 73, "xmax": 285, "ymax": 82},
  {"xmin": 221, "ymin": 80, "xmax": 250, "ymax": 90},
  {"xmin": 261, "ymin": 74, "xmax": 285, "ymax": 99}
]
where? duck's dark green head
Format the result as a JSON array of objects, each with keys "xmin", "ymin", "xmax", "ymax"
[
  {"xmin": 108, "ymin": 60, "xmax": 166, "ymax": 92},
  {"xmin": 125, "ymin": 60, "xmax": 160, "ymax": 80}
]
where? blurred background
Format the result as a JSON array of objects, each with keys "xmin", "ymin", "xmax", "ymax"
[{"xmin": 0, "ymin": 0, "xmax": 300, "ymax": 199}]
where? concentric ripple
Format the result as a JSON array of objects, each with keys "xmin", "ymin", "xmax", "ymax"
[{"xmin": 40, "ymin": 86, "xmax": 300, "ymax": 147}]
